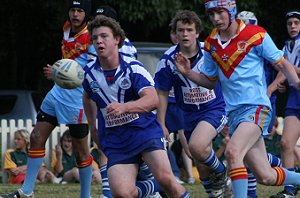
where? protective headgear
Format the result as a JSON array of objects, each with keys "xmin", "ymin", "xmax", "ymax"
[
  {"xmin": 93, "ymin": 5, "xmax": 118, "ymax": 21},
  {"xmin": 237, "ymin": 11, "xmax": 258, "ymax": 25},
  {"xmin": 286, "ymin": 11, "xmax": 300, "ymax": 21},
  {"xmin": 68, "ymin": 0, "xmax": 91, "ymax": 21},
  {"xmin": 204, "ymin": 0, "xmax": 237, "ymax": 22}
]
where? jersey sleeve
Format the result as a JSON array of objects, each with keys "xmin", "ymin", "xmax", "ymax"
[
  {"xmin": 154, "ymin": 58, "xmax": 174, "ymax": 91},
  {"xmin": 4, "ymin": 149, "xmax": 17, "ymax": 170},
  {"xmin": 201, "ymin": 50, "xmax": 219, "ymax": 79},
  {"xmin": 259, "ymin": 33, "xmax": 284, "ymax": 64}
]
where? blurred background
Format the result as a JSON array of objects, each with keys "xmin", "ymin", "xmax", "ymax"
[{"xmin": 0, "ymin": 0, "xmax": 299, "ymax": 116}]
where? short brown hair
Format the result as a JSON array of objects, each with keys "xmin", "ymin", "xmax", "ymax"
[
  {"xmin": 170, "ymin": 10, "xmax": 203, "ymax": 34},
  {"xmin": 88, "ymin": 15, "xmax": 125, "ymax": 49}
]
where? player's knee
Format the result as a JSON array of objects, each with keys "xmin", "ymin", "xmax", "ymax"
[
  {"xmin": 68, "ymin": 124, "xmax": 89, "ymax": 139},
  {"xmin": 224, "ymin": 145, "xmax": 239, "ymax": 163},
  {"xmin": 280, "ymin": 138, "xmax": 293, "ymax": 152}
]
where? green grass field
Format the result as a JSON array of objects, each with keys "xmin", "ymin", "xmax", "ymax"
[{"xmin": 0, "ymin": 183, "xmax": 295, "ymax": 197}]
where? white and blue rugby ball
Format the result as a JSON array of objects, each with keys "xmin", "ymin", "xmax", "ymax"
[{"xmin": 52, "ymin": 59, "xmax": 84, "ymax": 89}]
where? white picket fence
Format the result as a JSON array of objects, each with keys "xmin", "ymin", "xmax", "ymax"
[{"xmin": 0, "ymin": 119, "xmax": 91, "ymax": 183}]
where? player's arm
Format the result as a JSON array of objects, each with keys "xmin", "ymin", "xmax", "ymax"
[
  {"xmin": 174, "ymin": 52, "xmax": 217, "ymax": 89},
  {"xmin": 107, "ymin": 87, "xmax": 158, "ymax": 116},
  {"xmin": 156, "ymin": 89, "xmax": 171, "ymax": 140},
  {"xmin": 273, "ymin": 58, "xmax": 300, "ymax": 90},
  {"xmin": 267, "ymin": 71, "xmax": 286, "ymax": 97},
  {"xmin": 83, "ymin": 91, "xmax": 99, "ymax": 146}
]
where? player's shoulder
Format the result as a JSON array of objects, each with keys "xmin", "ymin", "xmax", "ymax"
[{"xmin": 244, "ymin": 24, "xmax": 267, "ymax": 35}]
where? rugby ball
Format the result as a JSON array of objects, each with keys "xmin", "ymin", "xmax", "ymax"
[{"xmin": 52, "ymin": 59, "xmax": 84, "ymax": 89}]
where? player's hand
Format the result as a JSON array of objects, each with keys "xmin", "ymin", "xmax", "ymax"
[
  {"xmin": 277, "ymin": 80, "xmax": 287, "ymax": 93},
  {"xmin": 174, "ymin": 52, "xmax": 191, "ymax": 76},
  {"xmin": 160, "ymin": 124, "xmax": 171, "ymax": 142},
  {"xmin": 106, "ymin": 102, "xmax": 127, "ymax": 117},
  {"xmin": 44, "ymin": 64, "xmax": 53, "ymax": 80}
]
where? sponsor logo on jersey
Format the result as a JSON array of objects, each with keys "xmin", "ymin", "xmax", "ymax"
[
  {"xmin": 118, "ymin": 76, "xmax": 131, "ymax": 90},
  {"xmin": 90, "ymin": 81, "xmax": 101, "ymax": 92}
]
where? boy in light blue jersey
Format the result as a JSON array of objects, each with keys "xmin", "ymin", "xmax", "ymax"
[
  {"xmin": 83, "ymin": 15, "xmax": 190, "ymax": 198},
  {"xmin": 174, "ymin": 0, "xmax": 300, "ymax": 197},
  {"xmin": 0, "ymin": 1, "xmax": 94, "ymax": 198},
  {"xmin": 155, "ymin": 10, "xmax": 228, "ymax": 198}
]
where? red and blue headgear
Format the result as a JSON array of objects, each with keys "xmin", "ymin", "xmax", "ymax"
[{"xmin": 204, "ymin": 0, "xmax": 237, "ymax": 22}]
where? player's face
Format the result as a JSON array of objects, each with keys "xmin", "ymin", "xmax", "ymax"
[
  {"xmin": 91, "ymin": 26, "xmax": 120, "ymax": 58},
  {"xmin": 287, "ymin": 17, "xmax": 300, "ymax": 38},
  {"xmin": 176, "ymin": 21, "xmax": 199, "ymax": 49},
  {"xmin": 69, "ymin": 8, "xmax": 86, "ymax": 31},
  {"xmin": 208, "ymin": 9, "xmax": 230, "ymax": 31}
]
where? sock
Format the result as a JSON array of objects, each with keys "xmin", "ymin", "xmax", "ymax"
[
  {"xmin": 229, "ymin": 167, "xmax": 248, "ymax": 198},
  {"xmin": 139, "ymin": 162, "xmax": 154, "ymax": 179},
  {"xmin": 100, "ymin": 165, "xmax": 113, "ymax": 198},
  {"xmin": 78, "ymin": 156, "xmax": 93, "ymax": 198},
  {"xmin": 247, "ymin": 168, "xmax": 257, "ymax": 198},
  {"xmin": 273, "ymin": 167, "xmax": 296, "ymax": 194},
  {"xmin": 267, "ymin": 153, "xmax": 281, "ymax": 167},
  {"xmin": 136, "ymin": 179, "xmax": 160, "ymax": 198},
  {"xmin": 200, "ymin": 177, "xmax": 212, "ymax": 197},
  {"xmin": 203, "ymin": 150, "xmax": 226, "ymax": 173},
  {"xmin": 21, "ymin": 148, "xmax": 45, "ymax": 195},
  {"xmin": 180, "ymin": 191, "xmax": 191, "ymax": 198}
]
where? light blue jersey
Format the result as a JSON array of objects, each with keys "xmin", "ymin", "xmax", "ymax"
[{"xmin": 203, "ymin": 21, "xmax": 284, "ymax": 113}]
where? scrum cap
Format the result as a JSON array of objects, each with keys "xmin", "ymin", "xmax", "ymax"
[
  {"xmin": 286, "ymin": 11, "xmax": 300, "ymax": 21},
  {"xmin": 237, "ymin": 11, "xmax": 258, "ymax": 25},
  {"xmin": 93, "ymin": 5, "xmax": 118, "ymax": 21},
  {"xmin": 204, "ymin": 0, "xmax": 237, "ymax": 21},
  {"xmin": 68, "ymin": 0, "xmax": 91, "ymax": 20}
]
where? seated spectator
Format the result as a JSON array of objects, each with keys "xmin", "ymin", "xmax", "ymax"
[
  {"xmin": 4, "ymin": 129, "xmax": 60, "ymax": 184},
  {"xmin": 52, "ymin": 130, "xmax": 101, "ymax": 184}
]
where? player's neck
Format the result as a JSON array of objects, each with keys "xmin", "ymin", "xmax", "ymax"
[
  {"xmin": 71, "ymin": 22, "xmax": 87, "ymax": 34},
  {"xmin": 180, "ymin": 42, "xmax": 198, "ymax": 58},
  {"xmin": 219, "ymin": 20, "xmax": 238, "ymax": 42},
  {"xmin": 99, "ymin": 52, "xmax": 120, "ymax": 71}
]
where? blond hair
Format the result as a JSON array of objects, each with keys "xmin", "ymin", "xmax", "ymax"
[{"xmin": 14, "ymin": 129, "xmax": 30, "ymax": 149}]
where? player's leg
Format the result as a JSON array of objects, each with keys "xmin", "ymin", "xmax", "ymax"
[
  {"xmin": 69, "ymin": 123, "xmax": 93, "ymax": 198},
  {"xmin": 272, "ymin": 115, "xmax": 300, "ymax": 197},
  {"xmin": 143, "ymin": 149, "xmax": 189, "ymax": 197},
  {"xmin": 98, "ymin": 149, "xmax": 113, "ymax": 198},
  {"xmin": 189, "ymin": 120, "xmax": 227, "ymax": 197},
  {"xmin": 108, "ymin": 164, "xmax": 140, "ymax": 197}
]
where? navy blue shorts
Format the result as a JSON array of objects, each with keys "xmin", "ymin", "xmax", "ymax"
[{"xmin": 107, "ymin": 138, "xmax": 166, "ymax": 168}]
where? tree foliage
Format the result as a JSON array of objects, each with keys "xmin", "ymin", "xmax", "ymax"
[{"xmin": 0, "ymin": 0, "xmax": 300, "ymax": 92}]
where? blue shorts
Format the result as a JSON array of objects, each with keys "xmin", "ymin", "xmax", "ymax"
[
  {"xmin": 165, "ymin": 103, "xmax": 185, "ymax": 132},
  {"xmin": 184, "ymin": 109, "xmax": 227, "ymax": 142},
  {"xmin": 268, "ymin": 101, "xmax": 277, "ymax": 133},
  {"xmin": 285, "ymin": 108, "xmax": 300, "ymax": 120},
  {"xmin": 40, "ymin": 92, "xmax": 87, "ymax": 124},
  {"xmin": 107, "ymin": 138, "xmax": 166, "ymax": 168},
  {"xmin": 227, "ymin": 105, "xmax": 271, "ymax": 136}
]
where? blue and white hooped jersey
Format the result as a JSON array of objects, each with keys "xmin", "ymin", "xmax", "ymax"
[
  {"xmin": 283, "ymin": 34, "xmax": 300, "ymax": 109},
  {"xmin": 119, "ymin": 38, "xmax": 138, "ymax": 59},
  {"xmin": 83, "ymin": 54, "xmax": 160, "ymax": 131},
  {"xmin": 202, "ymin": 20, "xmax": 284, "ymax": 113},
  {"xmin": 154, "ymin": 40, "xmax": 225, "ymax": 113}
]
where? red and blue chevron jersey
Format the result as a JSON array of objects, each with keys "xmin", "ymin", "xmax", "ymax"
[
  {"xmin": 202, "ymin": 20, "xmax": 284, "ymax": 112},
  {"xmin": 204, "ymin": 23, "xmax": 267, "ymax": 79},
  {"xmin": 61, "ymin": 21, "xmax": 91, "ymax": 60}
]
